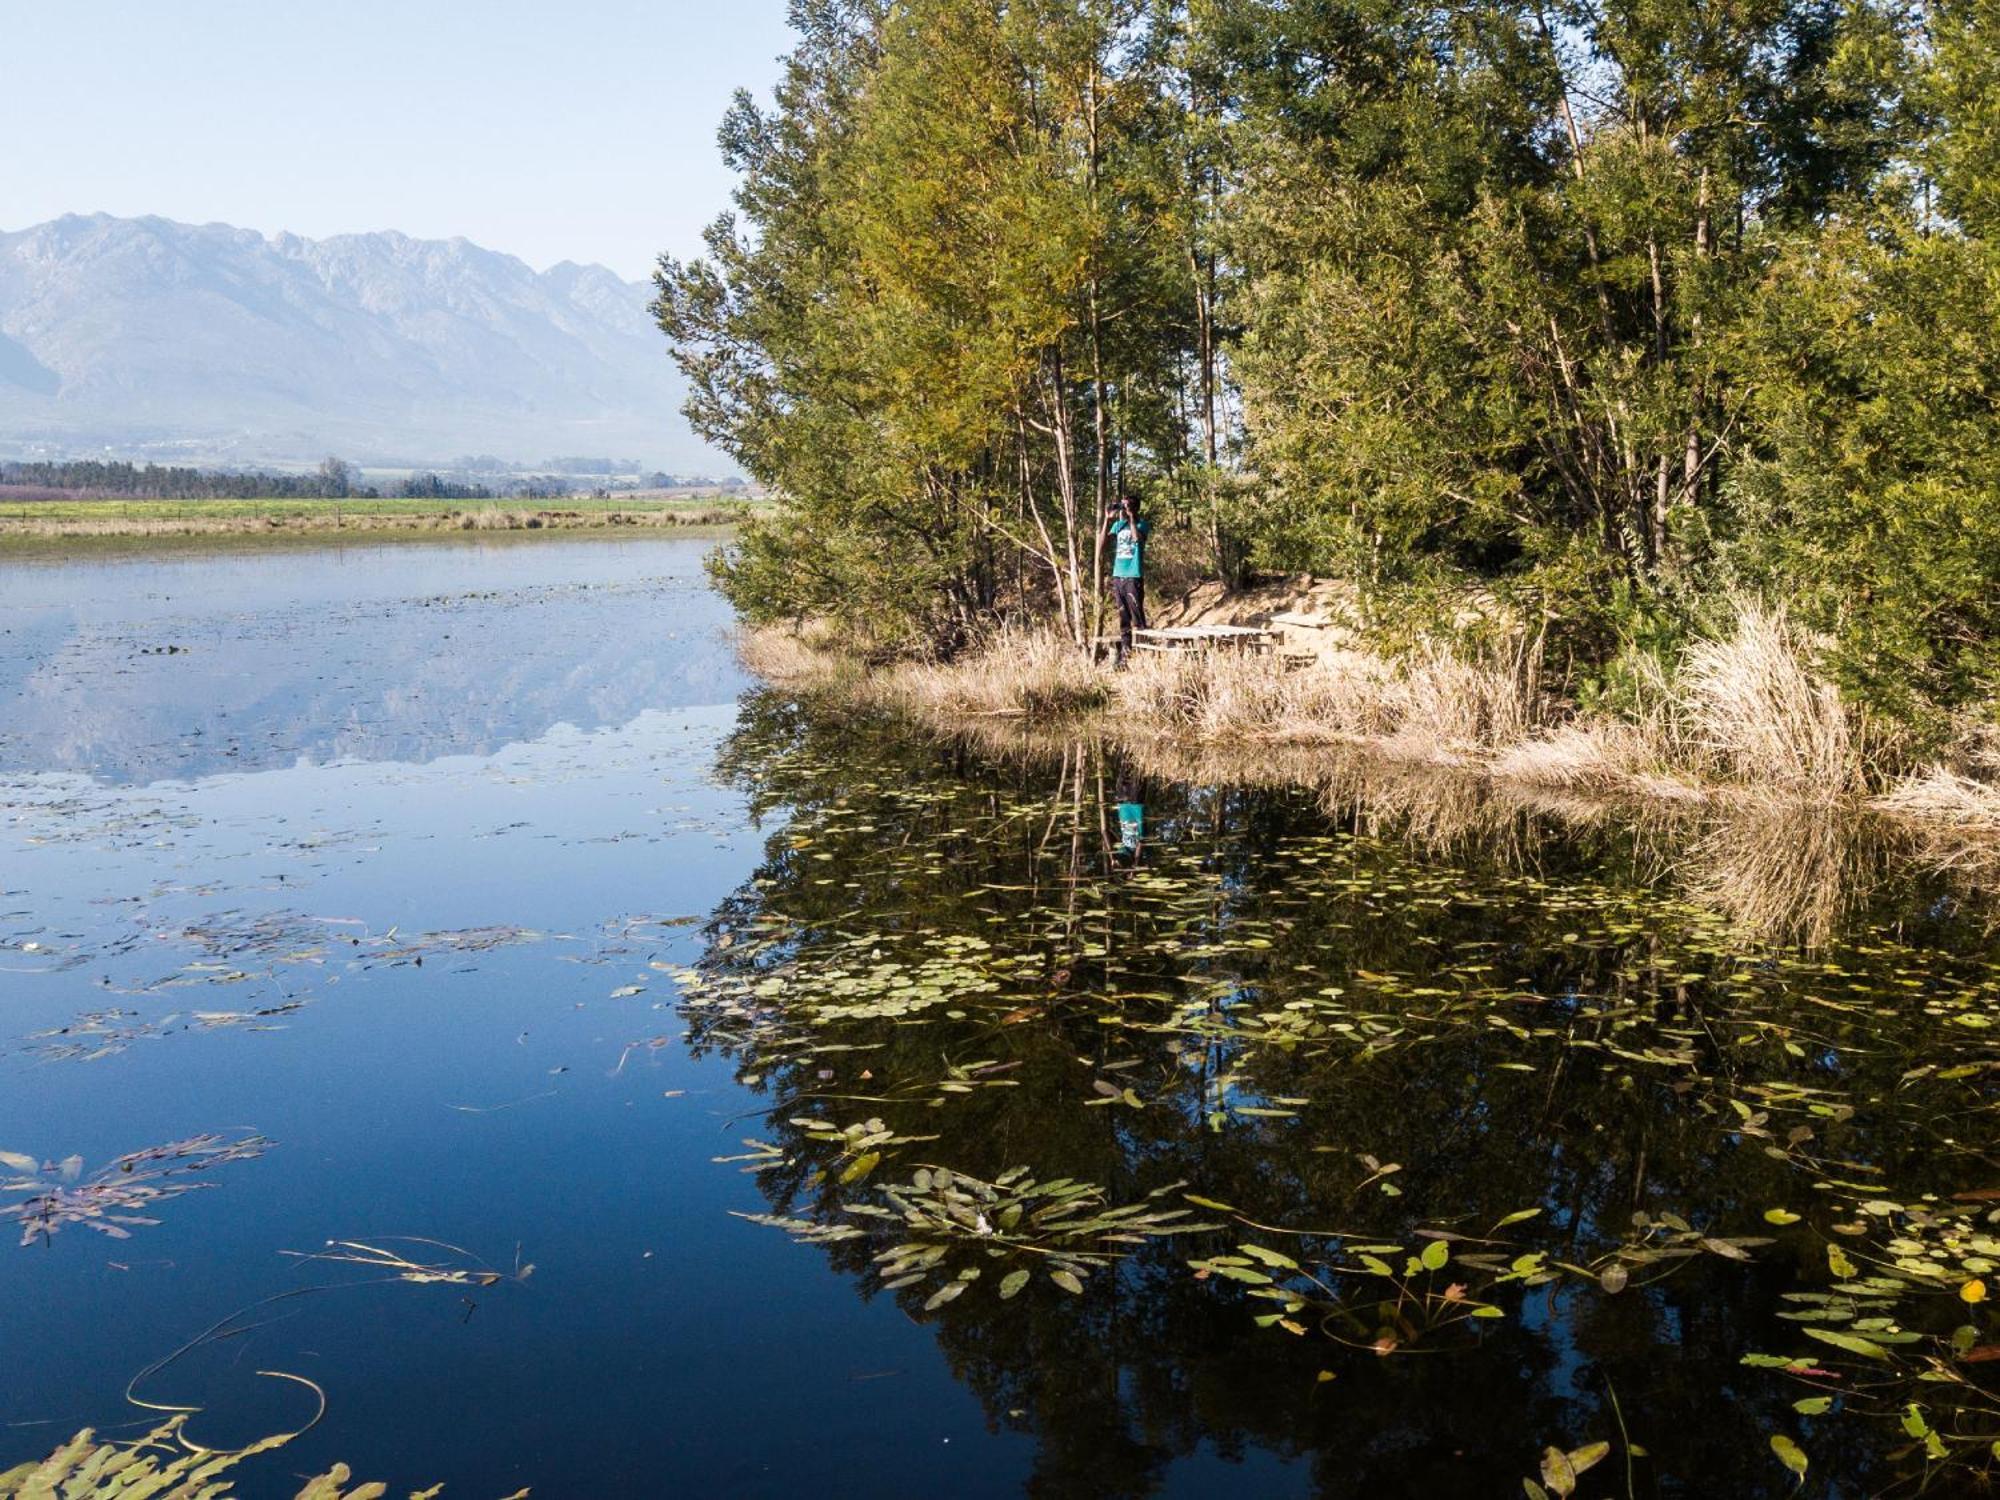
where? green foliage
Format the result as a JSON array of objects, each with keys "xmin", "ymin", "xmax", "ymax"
[
  {"xmin": 665, "ymin": 0, "xmax": 2000, "ymax": 722},
  {"xmin": 660, "ymin": 0, "xmax": 1204, "ymax": 650},
  {"xmin": 0, "ymin": 1415, "xmax": 480, "ymax": 1499},
  {"xmin": 1726, "ymin": 215, "xmax": 2000, "ymax": 725}
]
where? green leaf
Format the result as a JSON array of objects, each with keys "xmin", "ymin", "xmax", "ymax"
[
  {"xmin": 1564, "ymin": 1442, "xmax": 1609, "ymax": 1477},
  {"xmin": 839, "ymin": 1151, "xmax": 881, "ymax": 1185},
  {"xmin": 1420, "ymin": 1239, "xmax": 1450, "ymax": 1272},
  {"xmin": 1802, "ymin": 1327, "xmax": 1891, "ymax": 1360},
  {"xmin": 1241, "ymin": 1244, "xmax": 1300, "ymax": 1271},
  {"xmin": 1050, "ymin": 1269, "xmax": 1085, "ymax": 1295},
  {"xmin": 1792, "ymin": 1397, "xmax": 1832, "ymax": 1415},
  {"xmin": 1769, "ymin": 1434, "xmax": 1808, "ymax": 1480},
  {"xmin": 998, "ymin": 1269, "xmax": 1030, "ymax": 1299},
  {"xmin": 924, "ymin": 1281, "xmax": 967, "ymax": 1312},
  {"xmin": 1208, "ymin": 1264, "xmax": 1274, "ymax": 1285}
]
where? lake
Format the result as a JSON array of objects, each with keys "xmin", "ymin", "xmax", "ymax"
[{"xmin": 3, "ymin": 537, "xmax": 1996, "ymax": 1498}]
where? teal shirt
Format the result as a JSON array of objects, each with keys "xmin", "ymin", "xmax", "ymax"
[
  {"xmin": 1116, "ymin": 802, "xmax": 1144, "ymax": 851},
  {"xmin": 1111, "ymin": 517, "xmax": 1149, "ymax": 579}
]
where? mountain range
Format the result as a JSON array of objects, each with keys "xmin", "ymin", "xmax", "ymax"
[{"xmin": 0, "ymin": 214, "xmax": 711, "ymax": 470}]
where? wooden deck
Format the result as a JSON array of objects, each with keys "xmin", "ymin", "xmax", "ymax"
[{"xmin": 1131, "ymin": 624, "xmax": 1277, "ymax": 654}]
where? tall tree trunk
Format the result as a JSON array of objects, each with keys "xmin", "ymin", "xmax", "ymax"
[
  {"xmin": 1683, "ymin": 168, "xmax": 1713, "ymax": 516},
  {"xmin": 1046, "ymin": 355, "xmax": 1088, "ymax": 647},
  {"xmin": 1647, "ymin": 225, "xmax": 1670, "ymax": 568},
  {"xmin": 1085, "ymin": 49, "xmax": 1110, "ymax": 653}
]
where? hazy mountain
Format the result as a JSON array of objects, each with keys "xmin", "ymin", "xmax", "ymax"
[{"xmin": 0, "ymin": 214, "xmax": 713, "ymax": 470}]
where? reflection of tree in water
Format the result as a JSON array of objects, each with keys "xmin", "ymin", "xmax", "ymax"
[{"xmin": 687, "ymin": 695, "xmax": 2000, "ymax": 1496}]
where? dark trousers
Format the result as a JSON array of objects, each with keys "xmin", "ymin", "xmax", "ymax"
[{"xmin": 1112, "ymin": 576, "xmax": 1147, "ymax": 659}]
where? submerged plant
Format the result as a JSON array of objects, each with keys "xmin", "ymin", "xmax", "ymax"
[
  {"xmin": 0, "ymin": 1134, "xmax": 269, "ymax": 1247},
  {"xmin": 280, "ymin": 1236, "xmax": 535, "ymax": 1289},
  {"xmin": 740, "ymin": 1166, "xmax": 1218, "ymax": 1308},
  {"xmin": 678, "ymin": 705, "xmax": 2000, "ymax": 1488},
  {"xmin": 0, "ymin": 1413, "xmax": 525, "ymax": 1499}
]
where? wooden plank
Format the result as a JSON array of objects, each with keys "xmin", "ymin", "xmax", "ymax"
[{"xmin": 1133, "ymin": 625, "xmax": 1274, "ymax": 643}]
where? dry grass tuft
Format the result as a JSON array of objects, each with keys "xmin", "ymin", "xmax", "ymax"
[
  {"xmin": 1488, "ymin": 719, "xmax": 1683, "ymax": 796},
  {"xmin": 1675, "ymin": 603, "xmax": 1858, "ymax": 795},
  {"xmin": 1109, "ymin": 641, "xmax": 1536, "ymax": 760},
  {"xmin": 1114, "ymin": 650, "xmax": 1288, "ymax": 736},
  {"xmin": 1275, "ymin": 651, "xmax": 1401, "ymax": 741},
  {"xmin": 1873, "ymin": 766, "xmax": 2000, "ymax": 834},
  {"xmin": 899, "ymin": 628, "xmax": 1108, "ymax": 718},
  {"xmin": 1388, "ymin": 648, "xmax": 1537, "ymax": 763},
  {"xmin": 459, "ymin": 505, "xmax": 525, "ymax": 530},
  {"xmin": 736, "ymin": 620, "xmax": 857, "ymax": 686}
]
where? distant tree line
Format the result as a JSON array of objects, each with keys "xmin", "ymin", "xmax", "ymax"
[
  {"xmin": 659, "ymin": 0, "xmax": 2000, "ymax": 732},
  {"xmin": 1, "ymin": 458, "xmax": 500, "ymax": 503},
  {"xmin": 395, "ymin": 472, "xmax": 494, "ymax": 500},
  {"xmin": 1, "ymin": 458, "xmax": 383, "ymax": 500}
]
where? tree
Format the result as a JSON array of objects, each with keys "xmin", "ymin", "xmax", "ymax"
[
  {"xmin": 659, "ymin": 0, "xmax": 1995, "ymax": 729},
  {"xmin": 1221, "ymin": 0, "xmax": 1913, "ymax": 623},
  {"xmin": 316, "ymin": 456, "xmax": 353, "ymax": 499},
  {"xmin": 657, "ymin": 0, "xmax": 1199, "ymax": 650}
]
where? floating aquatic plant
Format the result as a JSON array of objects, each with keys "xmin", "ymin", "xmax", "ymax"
[
  {"xmin": 0, "ymin": 1413, "xmax": 526, "ymax": 1499},
  {"xmin": 280, "ymin": 1236, "xmax": 535, "ymax": 1289},
  {"xmin": 739, "ymin": 1166, "xmax": 1218, "ymax": 1308},
  {"xmin": 684, "ymin": 714, "xmax": 2000, "ymax": 1488},
  {"xmin": 0, "ymin": 1134, "xmax": 269, "ymax": 1247}
]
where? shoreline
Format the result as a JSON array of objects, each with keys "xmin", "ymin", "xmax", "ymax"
[
  {"xmin": 740, "ymin": 618, "xmax": 2000, "ymax": 886},
  {"xmin": 0, "ymin": 504, "xmax": 745, "ymax": 552}
]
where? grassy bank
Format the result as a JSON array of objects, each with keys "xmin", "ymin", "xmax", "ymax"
[
  {"xmin": 741, "ymin": 602, "xmax": 2000, "ymax": 849},
  {"xmin": 0, "ymin": 494, "xmax": 761, "ymax": 545}
]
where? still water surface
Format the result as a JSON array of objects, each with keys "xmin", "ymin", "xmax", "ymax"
[{"xmin": 2, "ymin": 538, "xmax": 1997, "ymax": 1498}]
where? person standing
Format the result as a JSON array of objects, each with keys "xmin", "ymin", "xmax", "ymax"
[{"xmin": 1105, "ymin": 494, "xmax": 1150, "ymax": 666}]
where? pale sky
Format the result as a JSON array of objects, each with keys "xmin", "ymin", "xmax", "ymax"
[{"xmin": 1, "ymin": 0, "xmax": 796, "ymax": 280}]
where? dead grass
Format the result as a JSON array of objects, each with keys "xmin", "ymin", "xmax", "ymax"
[
  {"xmin": 736, "ymin": 619, "xmax": 860, "ymax": 687},
  {"xmin": 1674, "ymin": 603, "xmax": 1860, "ymax": 795},
  {"xmin": 1492, "ymin": 721, "xmax": 1659, "ymax": 793},
  {"xmin": 1873, "ymin": 765, "xmax": 2000, "ymax": 834},
  {"xmin": 897, "ymin": 628, "xmax": 1109, "ymax": 718},
  {"xmin": 1389, "ymin": 648, "xmax": 1537, "ymax": 763},
  {"xmin": 1108, "ymin": 640, "xmax": 1539, "ymax": 762},
  {"xmin": 739, "ymin": 595, "xmax": 1918, "ymax": 814}
]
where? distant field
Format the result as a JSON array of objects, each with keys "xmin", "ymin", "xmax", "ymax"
[
  {"xmin": 0, "ymin": 492, "xmax": 768, "ymax": 545},
  {"xmin": 0, "ymin": 493, "xmax": 753, "ymax": 522}
]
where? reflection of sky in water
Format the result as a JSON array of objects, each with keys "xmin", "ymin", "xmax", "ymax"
[
  {"xmin": 2, "ymin": 539, "xmax": 1966, "ymax": 1496},
  {"xmin": 0, "ymin": 537, "xmax": 746, "ymax": 783},
  {"xmin": 0, "ymin": 540, "xmax": 1100, "ymax": 1497}
]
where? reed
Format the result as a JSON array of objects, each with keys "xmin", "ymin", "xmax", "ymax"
[{"xmin": 740, "ymin": 594, "xmax": 1927, "ymax": 813}]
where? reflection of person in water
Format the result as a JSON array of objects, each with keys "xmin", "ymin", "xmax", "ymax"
[{"xmin": 1113, "ymin": 774, "xmax": 1145, "ymax": 868}]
